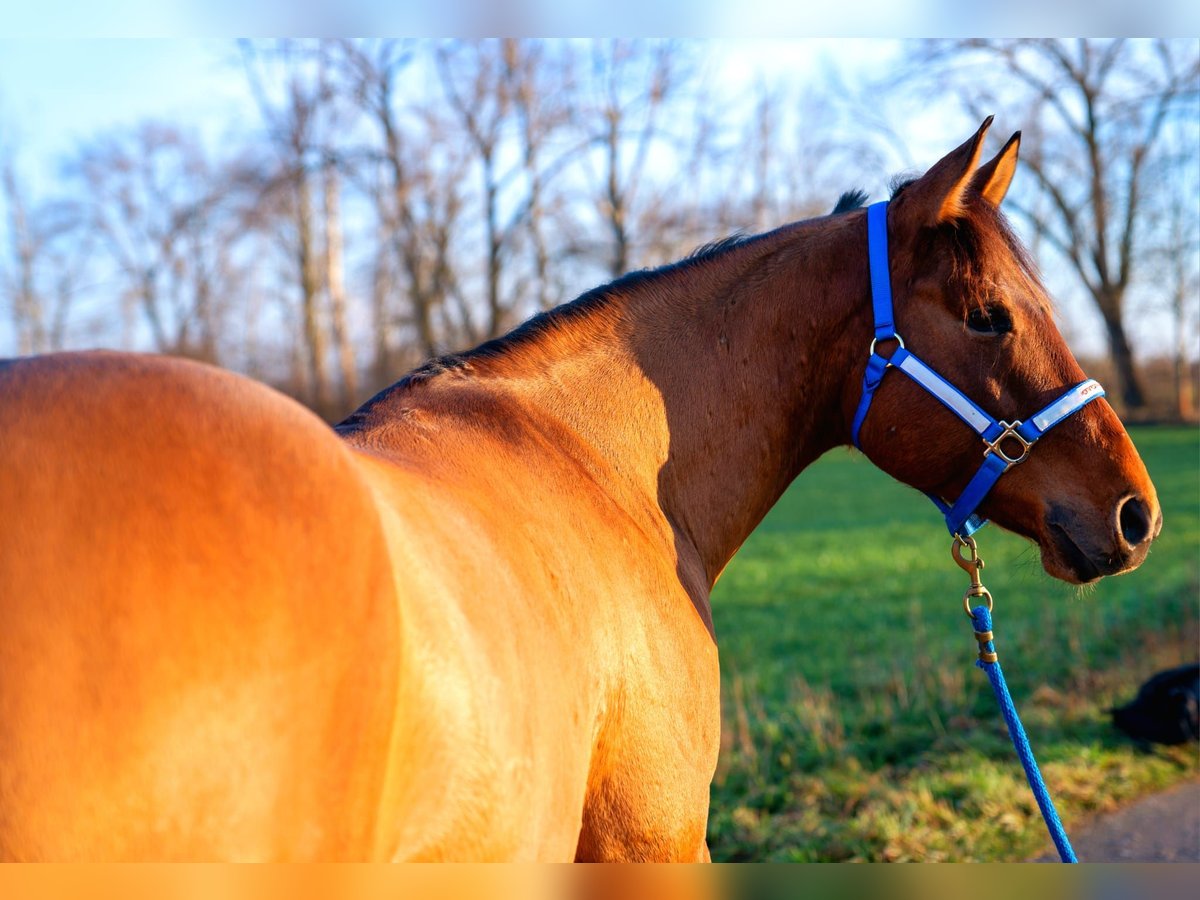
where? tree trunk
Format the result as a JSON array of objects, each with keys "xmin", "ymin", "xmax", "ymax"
[
  {"xmin": 1173, "ymin": 276, "xmax": 1194, "ymax": 420},
  {"xmin": 1097, "ymin": 299, "xmax": 1147, "ymax": 412},
  {"xmin": 296, "ymin": 168, "xmax": 332, "ymax": 417},
  {"xmin": 606, "ymin": 118, "xmax": 628, "ymax": 278},
  {"xmin": 484, "ymin": 174, "xmax": 502, "ymax": 338},
  {"xmin": 323, "ymin": 163, "xmax": 358, "ymax": 413},
  {"xmin": 193, "ymin": 268, "xmax": 217, "ymax": 363},
  {"xmin": 3, "ymin": 163, "xmax": 46, "ymax": 355},
  {"xmin": 140, "ymin": 269, "xmax": 169, "ymax": 352},
  {"xmin": 370, "ymin": 222, "xmax": 394, "ymax": 393},
  {"xmin": 400, "ymin": 234, "xmax": 438, "ymax": 360},
  {"xmin": 190, "ymin": 230, "xmax": 218, "ymax": 364}
]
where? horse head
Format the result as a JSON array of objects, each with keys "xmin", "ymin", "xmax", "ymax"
[{"xmin": 848, "ymin": 119, "xmax": 1160, "ymax": 584}]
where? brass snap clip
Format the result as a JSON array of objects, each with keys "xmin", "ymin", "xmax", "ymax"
[
  {"xmin": 953, "ymin": 534, "xmax": 999, "ymax": 662},
  {"xmin": 952, "ymin": 533, "xmax": 993, "ymax": 618}
]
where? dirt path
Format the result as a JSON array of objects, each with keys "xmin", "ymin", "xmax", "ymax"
[{"xmin": 1033, "ymin": 778, "xmax": 1200, "ymax": 863}]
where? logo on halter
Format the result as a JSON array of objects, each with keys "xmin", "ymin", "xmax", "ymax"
[{"xmin": 983, "ymin": 421, "xmax": 1033, "ymax": 466}]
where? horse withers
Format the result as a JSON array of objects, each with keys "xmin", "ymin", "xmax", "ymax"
[{"xmin": 0, "ymin": 120, "xmax": 1160, "ymax": 860}]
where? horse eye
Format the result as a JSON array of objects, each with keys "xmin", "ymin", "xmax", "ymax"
[{"xmin": 966, "ymin": 304, "xmax": 1013, "ymax": 335}]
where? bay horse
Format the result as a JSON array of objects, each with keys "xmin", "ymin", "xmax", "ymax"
[{"xmin": 0, "ymin": 120, "xmax": 1160, "ymax": 861}]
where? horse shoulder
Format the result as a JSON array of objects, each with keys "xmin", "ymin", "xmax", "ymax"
[{"xmin": 341, "ymin": 399, "xmax": 717, "ymax": 861}]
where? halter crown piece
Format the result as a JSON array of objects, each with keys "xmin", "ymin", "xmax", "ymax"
[{"xmin": 850, "ymin": 201, "xmax": 1105, "ymax": 537}]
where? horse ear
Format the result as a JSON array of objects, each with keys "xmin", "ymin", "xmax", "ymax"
[
  {"xmin": 893, "ymin": 116, "xmax": 992, "ymax": 229},
  {"xmin": 970, "ymin": 131, "xmax": 1021, "ymax": 207}
]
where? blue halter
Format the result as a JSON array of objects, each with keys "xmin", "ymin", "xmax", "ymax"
[{"xmin": 850, "ymin": 201, "xmax": 1105, "ymax": 537}]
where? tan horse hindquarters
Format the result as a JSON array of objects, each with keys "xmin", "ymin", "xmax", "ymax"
[{"xmin": 0, "ymin": 352, "xmax": 399, "ymax": 861}]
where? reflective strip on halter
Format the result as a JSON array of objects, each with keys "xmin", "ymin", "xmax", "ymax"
[
  {"xmin": 1029, "ymin": 380, "xmax": 1104, "ymax": 434},
  {"xmin": 851, "ymin": 200, "xmax": 1105, "ymax": 536},
  {"xmin": 891, "ymin": 350, "xmax": 993, "ymax": 434}
]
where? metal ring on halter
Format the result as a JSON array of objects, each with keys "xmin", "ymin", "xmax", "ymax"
[
  {"xmin": 868, "ymin": 332, "xmax": 906, "ymax": 359},
  {"xmin": 963, "ymin": 586, "xmax": 993, "ymax": 617},
  {"xmin": 983, "ymin": 420, "xmax": 1034, "ymax": 466}
]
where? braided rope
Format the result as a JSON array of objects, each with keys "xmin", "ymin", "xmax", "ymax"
[{"xmin": 969, "ymin": 604, "xmax": 1078, "ymax": 863}]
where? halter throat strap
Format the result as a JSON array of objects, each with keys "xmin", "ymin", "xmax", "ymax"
[{"xmin": 850, "ymin": 201, "xmax": 1105, "ymax": 537}]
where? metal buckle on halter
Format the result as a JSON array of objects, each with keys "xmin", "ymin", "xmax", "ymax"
[
  {"xmin": 868, "ymin": 332, "xmax": 905, "ymax": 362},
  {"xmin": 983, "ymin": 420, "xmax": 1033, "ymax": 465}
]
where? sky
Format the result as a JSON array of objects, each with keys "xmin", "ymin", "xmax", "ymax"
[
  {"xmin": 0, "ymin": 40, "xmax": 906, "ymax": 154},
  {"xmin": 0, "ymin": 38, "xmax": 1194, "ymax": 362},
  {"xmin": 0, "ymin": 40, "xmax": 254, "ymax": 190},
  {"xmin": 0, "ymin": 38, "xmax": 943, "ymax": 200}
]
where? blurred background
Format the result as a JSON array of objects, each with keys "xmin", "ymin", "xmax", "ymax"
[{"xmin": 0, "ymin": 39, "xmax": 1196, "ymax": 423}]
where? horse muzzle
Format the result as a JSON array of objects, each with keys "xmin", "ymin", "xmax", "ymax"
[{"xmin": 1041, "ymin": 495, "xmax": 1162, "ymax": 584}]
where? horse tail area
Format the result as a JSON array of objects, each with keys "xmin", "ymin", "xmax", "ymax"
[{"xmin": 0, "ymin": 352, "xmax": 400, "ymax": 860}]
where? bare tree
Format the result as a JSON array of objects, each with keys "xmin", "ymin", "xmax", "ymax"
[
  {"xmin": 574, "ymin": 40, "xmax": 682, "ymax": 278},
  {"xmin": 2, "ymin": 152, "xmax": 45, "ymax": 354},
  {"xmin": 1165, "ymin": 192, "xmax": 1199, "ymax": 419},
  {"xmin": 322, "ymin": 160, "xmax": 357, "ymax": 410},
  {"xmin": 34, "ymin": 201, "xmax": 94, "ymax": 352},
  {"xmin": 320, "ymin": 40, "xmax": 416, "ymax": 381},
  {"xmin": 2, "ymin": 131, "xmax": 101, "ymax": 355},
  {"xmin": 509, "ymin": 41, "xmax": 575, "ymax": 312},
  {"xmin": 1145, "ymin": 115, "xmax": 1200, "ymax": 419},
  {"xmin": 913, "ymin": 39, "xmax": 1200, "ymax": 410},
  {"xmin": 240, "ymin": 39, "xmax": 352, "ymax": 417},
  {"xmin": 747, "ymin": 81, "xmax": 780, "ymax": 233},
  {"xmin": 436, "ymin": 40, "xmax": 514, "ymax": 338},
  {"xmin": 69, "ymin": 122, "xmax": 235, "ymax": 361},
  {"xmin": 435, "ymin": 40, "xmax": 583, "ymax": 333},
  {"xmin": 325, "ymin": 39, "xmax": 471, "ymax": 374},
  {"xmin": 694, "ymin": 78, "xmax": 868, "ymax": 241}
]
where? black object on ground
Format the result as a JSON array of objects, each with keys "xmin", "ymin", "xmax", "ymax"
[{"xmin": 1111, "ymin": 663, "xmax": 1200, "ymax": 746}]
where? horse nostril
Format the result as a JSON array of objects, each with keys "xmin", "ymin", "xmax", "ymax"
[{"xmin": 1118, "ymin": 495, "xmax": 1153, "ymax": 547}]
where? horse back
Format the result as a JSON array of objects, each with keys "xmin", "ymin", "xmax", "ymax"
[{"xmin": 0, "ymin": 352, "xmax": 400, "ymax": 860}]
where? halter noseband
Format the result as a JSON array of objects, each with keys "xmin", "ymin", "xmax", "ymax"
[{"xmin": 850, "ymin": 201, "xmax": 1105, "ymax": 537}]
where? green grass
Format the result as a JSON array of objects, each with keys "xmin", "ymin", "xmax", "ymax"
[{"xmin": 708, "ymin": 426, "xmax": 1199, "ymax": 862}]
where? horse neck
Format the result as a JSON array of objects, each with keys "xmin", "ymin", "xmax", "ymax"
[{"xmin": 518, "ymin": 215, "xmax": 869, "ymax": 588}]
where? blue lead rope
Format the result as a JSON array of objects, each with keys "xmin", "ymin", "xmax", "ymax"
[
  {"xmin": 853, "ymin": 198, "xmax": 1090, "ymax": 862},
  {"xmin": 969, "ymin": 604, "xmax": 1078, "ymax": 863}
]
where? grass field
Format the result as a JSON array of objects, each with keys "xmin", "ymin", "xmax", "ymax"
[{"xmin": 707, "ymin": 426, "xmax": 1199, "ymax": 862}]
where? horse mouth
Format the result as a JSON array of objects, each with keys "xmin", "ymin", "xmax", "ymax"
[{"xmin": 1045, "ymin": 522, "xmax": 1103, "ymax": 584}]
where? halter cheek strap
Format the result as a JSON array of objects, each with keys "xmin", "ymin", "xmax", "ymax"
[{"xmin": 851, "ymin": 201, "xmax": 1105, "ymax": 537}]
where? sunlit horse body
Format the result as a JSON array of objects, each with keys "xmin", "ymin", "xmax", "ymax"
[{"xmin": 0, "ymin": 121, "xmax": 1160, "ymax": 861}]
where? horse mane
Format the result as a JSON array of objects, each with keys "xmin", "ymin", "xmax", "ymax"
[
  {"xmin": 376, "ymin": 181, "xmax": 1045, "ymax": 402},
  {"xmin": 392, "ymin": 193, "xmax": 890, "ymax": 395},
  {"xmin": 390, "ymin": 231, "xmax": 772, "ymax": 392},
  {"xmin": 393, "ymin": 289, "xmax": 616, "ymax": 389},
  {"xmin": 688, "ymin": 232, "xmax": 755, "ymax": 260},
  {"xmin": 832, "ymin": 189, "xmax": 869, "ymax": 214},
  {"xmin": 835, "ymin": 178, "xmax": 918, "ymax": 207}
]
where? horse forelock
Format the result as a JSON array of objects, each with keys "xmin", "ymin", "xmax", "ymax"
[
  {"xmin": 942, "ymin": 201, "xmax": 1054, "ymax": 318},
  {"xmin": 839, "ymin": 180, "xmax": 1052, "ymax": 319}
]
